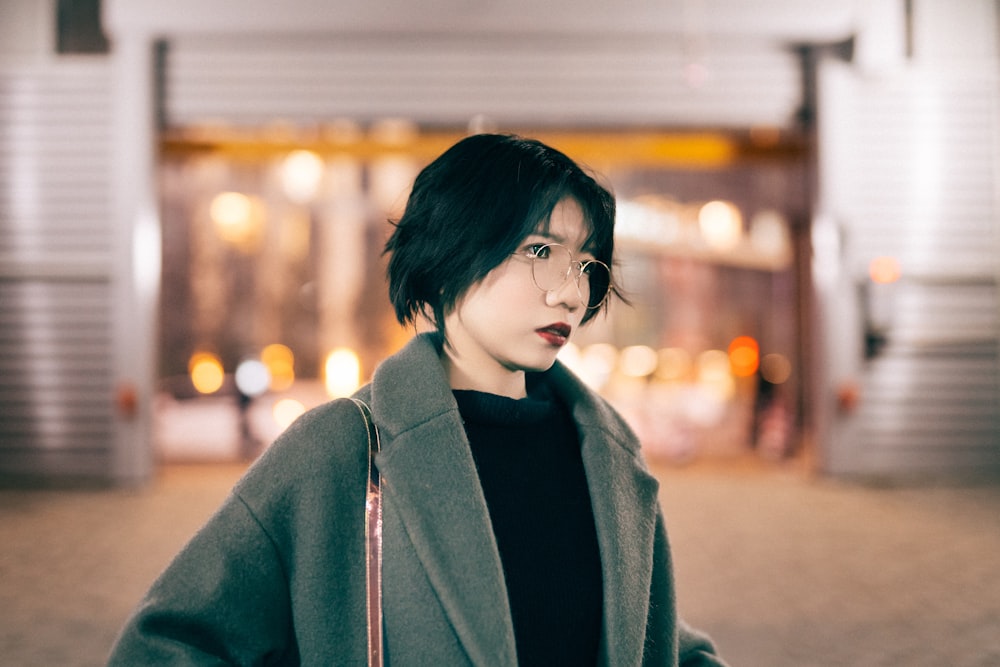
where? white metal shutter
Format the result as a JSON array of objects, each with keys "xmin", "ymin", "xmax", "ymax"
[
  {"xmin": 0, "ymin": 61, "xmax": 116, "ymax": 480},
  {"xmin": 163, "ymin": 33, "xmax": 803, "ymax": 129},
  {"xmin": 820, "ymin": 61, "xmax": 1000, "ymax": 477}
]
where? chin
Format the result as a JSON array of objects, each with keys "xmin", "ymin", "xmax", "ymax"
[{"xmin": 521, "ymin": 356, "xmax": 558, "ymax": 373}]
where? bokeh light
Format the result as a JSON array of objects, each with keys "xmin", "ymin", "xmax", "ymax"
[
  {"xmin": 273, "ymin": 398, "xmax": 306, "ymax": 431},
  {"xmin": 261, "ymin": 343, "xmax": 296, "ymax": 391},
  {"xmin": 280, "ymin": 150, "xmax": 325, "ymax": 204},
  {"xmin": 324, "ymin": 347, "xmax": 361, "ymax": 398},
  {"xmin": 189, "ymin": 352, "xmax": 225, "ymax": 394},
  {"xmin": 655, "ymin": 347, "xmax": 692, "ymax": 382},
  {"xmin": 761, "ymin": 353, "xmax": 793, "ymax": 384},
  {"xmin": 869, "ymin": 256, "xmax": 901, "ymax": 284},
  {"xmin": 728, "ymin": 336, "xmax": 760, "ymax": 377},
  {"xmin": 235, "ymin": 359, "xmax": 271, "ymax": 398},
  {"xmin": 696, "ymin": 349, "xmax": 735, "ymax": 400},
  {"xmin": 620, "ymin": 345, "xmax": 659, "ymax": 378},
  {"xmin": 698, "ymin": 200, "xmax": 743, "ymax": 250},
  {"xmin": 209, "ymin": 191, "xmax": 265, "ymax": 250}
]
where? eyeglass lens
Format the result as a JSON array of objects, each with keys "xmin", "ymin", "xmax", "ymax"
[{"xmin": 530, "ymin": 244, "xmax": 610, "ymax": 309}]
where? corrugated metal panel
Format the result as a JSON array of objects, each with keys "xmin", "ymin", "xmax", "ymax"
[
  {"xmin": 0, "ymin": 64, "xmax": 113, "ymax": 275},
  {"xmin": 834, "ymin": 71, "xmax": 998, "ymax": 277},
  {"xmin": 821, "ymin": 62, "xmax": 1000, "ymax": 477},
  {"xmin": 0, "ymin": 62, "xmax": 115, "ymax": 480},
  {"xmin": 164, "ymin": 33, "xmax": 802, "ymax": 128}
]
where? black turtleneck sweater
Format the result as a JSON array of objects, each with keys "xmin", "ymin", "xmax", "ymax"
[{"xmin": 453, "ymin": 377, "xmax": 603, "ymax": 667}]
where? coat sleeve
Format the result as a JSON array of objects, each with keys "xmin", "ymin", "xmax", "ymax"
[
  {"xmin": 106, "ymin": 494, "xmax": 298, "ymax": 666},
  {"xmin": 645, "ymin": 507, "xmax": 730, "ymax": 667},
  {"xmin": 106, "ymin": 397, "xmax": 369, "ymax": 666},
  {"xmin": 677, "ymin": 619, "xmax": 729, "ymax": 666}
]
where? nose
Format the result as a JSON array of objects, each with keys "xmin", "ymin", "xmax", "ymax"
[{"xmin": 544, "ymin": 274, "xmax": 582, "ymax": 311}]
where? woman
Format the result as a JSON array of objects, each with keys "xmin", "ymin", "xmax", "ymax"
[{"xmin": 108, "ymin": 134, "xmax": 727, "ymax": 666}]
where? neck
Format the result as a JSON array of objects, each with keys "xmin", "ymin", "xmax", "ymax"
[{"xmin": 440, "ymin": 346, "xmax": 527, "ymax": 399}]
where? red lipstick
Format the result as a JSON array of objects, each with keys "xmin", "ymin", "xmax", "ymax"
[{"xmin": 536, "ymin": 322, "xmax": 572, "ymax": 347}]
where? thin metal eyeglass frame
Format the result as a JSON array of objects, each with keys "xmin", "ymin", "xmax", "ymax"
[{"xmin": 515, "ymin": 243, "xmax": 611, "ymax": 310}]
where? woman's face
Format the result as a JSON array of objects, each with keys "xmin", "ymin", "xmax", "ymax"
[{"xmin": 441, "ymin": 197, "xmax": 596, "ymax": 398}]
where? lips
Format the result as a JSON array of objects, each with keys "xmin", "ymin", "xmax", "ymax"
[{"xmin": 536, "ymin": 322, "xmax": 572, "ymax": 346}]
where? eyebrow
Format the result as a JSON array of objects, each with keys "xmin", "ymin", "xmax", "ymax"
[{"xmin": 526, "ymin": 230, "xmax": 566, "ymax": 244}]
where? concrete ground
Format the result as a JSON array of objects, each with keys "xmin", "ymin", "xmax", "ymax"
[{"xmin": 2, "ymin": 458, "xmax": 999, "ymax": 666}]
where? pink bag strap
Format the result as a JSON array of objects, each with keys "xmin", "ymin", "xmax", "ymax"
[{"xmin": 351, "ymin": 398, "xmax": 383, "ymax": 667}]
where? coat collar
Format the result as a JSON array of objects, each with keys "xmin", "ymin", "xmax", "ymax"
[{"xmin": 364, "ymin": 333, "xmax": 659, "ymax": 666}]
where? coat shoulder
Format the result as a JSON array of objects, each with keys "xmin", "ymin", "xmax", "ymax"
[{"xmin": 233, "ymin": 398, "xmax": 371, "ymax": 514}]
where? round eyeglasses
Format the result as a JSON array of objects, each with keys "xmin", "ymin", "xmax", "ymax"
[{"xmin": 519, "ymin": 243, "xmax": 611, "ymax": 310}]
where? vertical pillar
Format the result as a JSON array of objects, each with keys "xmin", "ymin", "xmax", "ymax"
[
  {"xmin": 110, "ymin": 33, "xmax": 159, "ymax": 484},
  {"xmin": 317, "ymin": 156, "xmax": 367, "ymax": 369}
]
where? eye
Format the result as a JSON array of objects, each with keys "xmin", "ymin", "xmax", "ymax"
[{"xmin": 527, "ymin": 243, "xmax": 551, "ymax": 259}]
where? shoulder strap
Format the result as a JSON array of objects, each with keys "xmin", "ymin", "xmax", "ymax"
[{"xmin": 351, "ymin": 398, "xmax": 383, "ymax": 667}]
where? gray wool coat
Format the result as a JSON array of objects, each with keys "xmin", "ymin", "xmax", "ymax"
[{"xmin": 108, "ymin": 333, "xmax": 727, "ymax": 666}]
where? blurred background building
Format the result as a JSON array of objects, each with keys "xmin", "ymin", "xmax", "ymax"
[{"xmin": 0, "ymin": 0, "xmax": 997, "ymax": 485}]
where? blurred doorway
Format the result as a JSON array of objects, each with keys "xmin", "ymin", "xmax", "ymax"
[{"xmin": 153, "ymin": 126, "xmax": 812, "ymax": 466}]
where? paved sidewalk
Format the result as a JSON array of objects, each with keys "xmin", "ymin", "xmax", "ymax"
[
  {"xmin": 2, "ymin": 460, "xmax": 999, "ymax": 666},
  {"xmin": 656, "ymin": 461, "xmax": 1000, "ymax": 666}
]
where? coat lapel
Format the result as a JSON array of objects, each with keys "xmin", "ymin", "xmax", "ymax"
[
  {"xmin": 364, "ymin": 334, "xmax": 659, "ymax": 667},
  {"xmin": 366, "ymin": 334, "xmax": 518, "ymax": 667}
]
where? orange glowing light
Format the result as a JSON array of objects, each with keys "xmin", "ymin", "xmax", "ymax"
[
  {"xmin": 261, "ymin": 343, "xmax": 296, "ymax": 391},
  {"xmin": 728, "ymin": 336, "xmax": 760, "ymax": 377},
  {"xmin": 189, "ymin": 352, "xmax": 225, "ymax": 394},
  {"xmin": 869, "ymin": 256, "xmax": 901, "ymax": 284}
]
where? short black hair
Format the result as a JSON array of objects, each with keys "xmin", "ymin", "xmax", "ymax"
[{"xmin": 384, "ymin": 133, "xmax": 621, "ymax": 332}]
